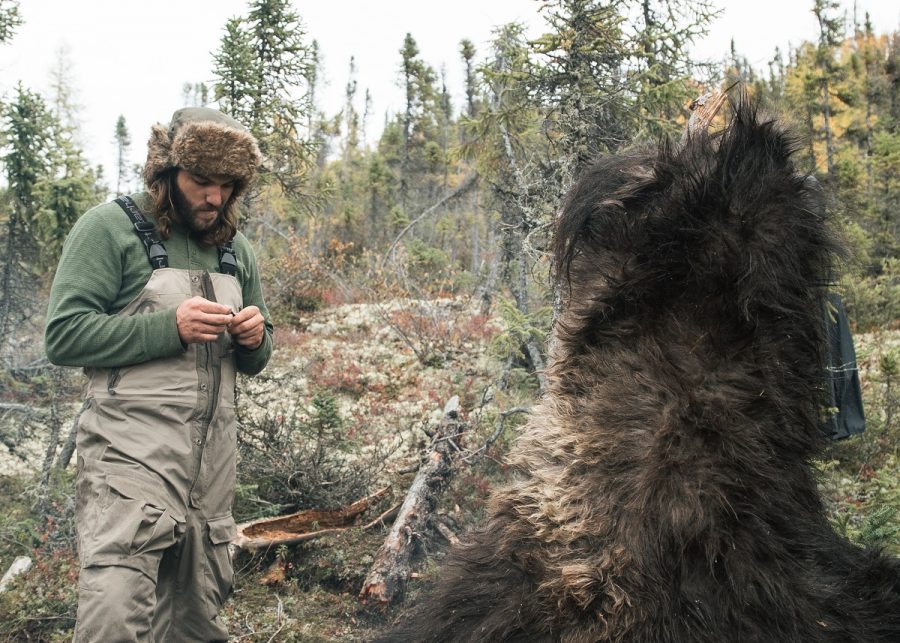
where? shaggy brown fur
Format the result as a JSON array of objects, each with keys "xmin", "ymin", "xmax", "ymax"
[
  {"xmin": 381, "ymin": 99, "xmax": 900, "ymax": 642},
  {"xmin": 143, "ymin": 110, "xmax": 261, "ymax": 190}
]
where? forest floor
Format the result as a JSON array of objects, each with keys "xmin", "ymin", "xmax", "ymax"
[
  {"xmin": 0, "ymin": 300, "xmax": 897, "ymax": 641},
  {"xmin": 0, "ymin": 297, "xmax": 531, "ymax": 642}
]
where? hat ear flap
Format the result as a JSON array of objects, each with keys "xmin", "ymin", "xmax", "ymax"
[{"xmin": 143, "ymin": 124, "xmax": 174, "ymax": 187}]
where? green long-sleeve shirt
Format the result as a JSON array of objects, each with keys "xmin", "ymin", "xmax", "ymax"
[{"xmin": 45, "ymin": 191, "xmax": 273, "ymax": 374}]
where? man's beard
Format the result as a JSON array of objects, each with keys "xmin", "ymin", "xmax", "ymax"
[{"xmin": 172, "ymin": 182, "xmax": 224, "ymax": 233}]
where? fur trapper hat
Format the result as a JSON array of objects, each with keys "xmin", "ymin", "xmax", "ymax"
[{"xmin": 143, "ymin": 107, "xmax": 262, "ymax": 195}]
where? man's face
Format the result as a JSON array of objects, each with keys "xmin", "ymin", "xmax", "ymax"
[{"xmin": 173, "ymin": 169, "xmax": 236, "ymax": 232}]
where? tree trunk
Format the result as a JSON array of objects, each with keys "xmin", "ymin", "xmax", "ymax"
[
  {"xmin": 0, "ymin": 205, "xmax": 19, "ymax": 355},
  {"xmin": 822, "ymin": 79, "xmax": 836, "ymax": 177},
  {"xmin": 479, "ymin": 222, "xmax": 499, "ymax": 317},
  {"xmin": 359, "ymin": 396, "xmax": 464, "ymax": 604}
]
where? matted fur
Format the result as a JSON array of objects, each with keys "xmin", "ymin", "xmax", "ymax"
[{"xmin": 381, "ymin": 99, "xmax": 900, "ymax": 642}]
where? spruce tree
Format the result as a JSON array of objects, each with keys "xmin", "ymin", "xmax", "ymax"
[
  {"xmin": 813, "ymin": 0, "xmax": 845, "ymax": 178},
  {"xmin": 213, "ymin": 16, "xmax": 255, "ymax": 124},
  {"xmin": 0, "ymin": 0, "xmax": 21, "ymax": 45},
  {"xmin": 459, "ymin": 39, "xmax": 478, "ymax": 120},
  {"xmin": 114, "ymin": 115, "xmax": 131, "ymax": 196},
  {"xmin": 0, "ymin": 85, "xmax": 54, "ymax": 356},
  {"xmin": 213, "ymin": 0, "xmax": 317, "ymax": 197}
]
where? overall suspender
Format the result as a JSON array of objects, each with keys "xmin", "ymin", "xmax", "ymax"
[
  {"xmin": 217, "ymin": 242, "xmax": 237, "ymax": 276},
  {"xmin": 114, "ymin": 195, "xmax": 237, "ymax": 275},
  {"xmin": 115, "ymin": 195, "xmax": 168, "ymax": 269}
]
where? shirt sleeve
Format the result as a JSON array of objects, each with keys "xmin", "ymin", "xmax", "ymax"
[
  {"xmin": 44, "ymin": 207, "xmax": 185, "ymax": 368},
  {"xmin": 232, "ymin": 232, "xmax": 274, "ymax": 376}
]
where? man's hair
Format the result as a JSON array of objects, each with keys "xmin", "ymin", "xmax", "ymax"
[{"xmin": 147, "ymin": 168, "xmax": 238, "ymax": 248}]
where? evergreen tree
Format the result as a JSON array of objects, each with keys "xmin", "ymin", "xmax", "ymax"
[
  {"xmin": 0, "ymin": 85, "xmax": 54, "ymax": 356},
  {"xmin": 0, "ymin": 0, "xmax": 21, "ymax": 45},
  {"xmin": 398, "ymin": 33, "xmax": 422, "ymax": 214},
  {"xmin": 114, "ymin": 115, "xmax": 131, "ymax": 196},
  {"xmin": 34, "ymin": 49, "xmax": 105, "ymax": 274},
  {"xmin": 459, "ymin": 23, "xmax": 550, "ymax": 384},
  {"xmin": 308, "ymin": 39, "xmax": 321, "ymax": 133},
  {"xmin": 213, "ymin": 0, "xmax": 317, "ymax": 197},
  {"xmin": 33, "ymin": 146, "xmax": 103, "ymax": 276},
  {"xmin": 212, "ymin": 16, "xmax": 255, "ymax": 123},
  {"xmin": 361, "ymin": 88, "xmax": 373, "ymax": 150},
  {"xmin": 634, "ymin": 0, "xmax": 718, "ymax": 138},
  {"xmin": 530, "ymin": 0, "xmax": 712, "ymax": 179},
  {"xmin": 245, "ymin": 0, "xmax": 316, "ymax": 192},
  {"xmin": 181, "ymin": 82, "xmax": 210, "ymax": 107},
  {"xmin": 766, "ymin": 47, "xmax": 787, "ymax": 105},
  {"xmin": 48, "ymin": 46, "xmax": 80, "ymax": 133},
  {"xmin": 886, "ymin": 33, "xmax": 900, "ymax": 126},
  {"xmin": 341, "ymin": 57, "xmax": 361, "ymax": 160},
  {"xmin": 460, "ymin": 39, "xmax": 478, "ymax": 120},
  {"xmin": 813, "ymin": 0, "xmax": 846, "ymax": 177},
  {"xmin": 531, "ymin": 0, "xmax": 632, "ymax": 175}
]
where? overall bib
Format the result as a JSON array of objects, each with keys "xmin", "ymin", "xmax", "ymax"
[{"xmin": 73, "ymin": 263, "xmax": 242, "ymax": 642}]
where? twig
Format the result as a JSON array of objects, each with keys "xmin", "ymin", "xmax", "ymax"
[
  {"xmin": 462, "ymin": 406, "xmax": 530, "ymax": 464},
  {"xmin": 435, "ymin": 521, "xmax": 460, "ymax": 546},
  {"xmin": 382, "ymin": 171, "xmax": 479, "ymax": 268},
  {"xmin": 363, "ymin": 503, "xmax": 402, "ymax": 530},
  {"xmin": 266, "ymin": 595, "xmax": 287, "ymax": 643}
]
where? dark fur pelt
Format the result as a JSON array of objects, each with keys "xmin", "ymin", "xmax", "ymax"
[{"xmin": 380, "ymin": 98, "xmax": 900, "ymax": 642}]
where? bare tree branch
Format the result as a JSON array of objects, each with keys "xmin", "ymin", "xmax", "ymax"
[{"xmin": 382, "ymin": 171, "xmax": 479, "ymax": 268}]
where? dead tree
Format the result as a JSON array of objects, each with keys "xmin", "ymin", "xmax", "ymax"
[
  {"xmin": 232, "ymin": 486, "xmax": 393, "ymax": 551},
  {"xmin": 359, "ymin": 396, "xmax": 465, "ymax": 604}
]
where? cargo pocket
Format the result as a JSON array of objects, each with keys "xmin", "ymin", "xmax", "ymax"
[
  {"xmin": 81, "ymin": 474, "xmax": 178, "ymax": 578},
  {"xmin": 205, "ymin": 514, "xmax": 237, "ymax": 619}
]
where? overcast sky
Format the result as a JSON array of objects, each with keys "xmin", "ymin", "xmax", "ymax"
[{"xmin": 1, "ymin": 0, "xmax": 897, "ymax": 184}]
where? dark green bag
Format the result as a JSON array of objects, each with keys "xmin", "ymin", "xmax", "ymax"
[{"xmin": 823, "ymin": 293, "xmax": 866, "ymax": 440}]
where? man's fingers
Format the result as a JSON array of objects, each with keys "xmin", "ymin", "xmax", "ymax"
[
  {"xmin": 227, "ymin": 308, "xmax": 265, "ymax": 350},
  {"xmin": 228, "ymin": 308, "xmax": 263, "ymax": 334},
  {"xmin": 194, "ymin": 299, "xmax": 233, "ymax": 315},
  {"xmin": 202, "ymin": 313, "xmax": 234, "ymax": 328},
  {"xmin": 177, "ymin": 297, "xmax": 236, "ymax": 344},
  {"xmin": 229, "ymin": 317, "xmax": 262, "ymax": 335},
  {"xmin": 230, "ymin": 305, "xmax": 259, "ymax": 324}
]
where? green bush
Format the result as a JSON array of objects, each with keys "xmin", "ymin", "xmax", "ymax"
[
  {"xmin": 0, "ymin": 471, "xmax": 78, "ymax": 642},
  {"xmin": 236, "ymin": 392, "xmax": 387, "ymax": 521},
  {"xmin": 841, "ymin": 259, "xmax": 900, "ymax": 331}
]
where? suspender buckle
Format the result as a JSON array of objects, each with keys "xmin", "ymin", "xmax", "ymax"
[
  {"xmin": 117, "ymin": 195, "xmax": 234, "ymax": 275},
  {"xmin": 133, "ymin": 220, "xmax": 156, "ymax": 234}
]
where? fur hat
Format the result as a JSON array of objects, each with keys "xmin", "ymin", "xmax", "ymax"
[{"xmin": 143, "ymin": 107, "xmax": 262, "ymax": 194}]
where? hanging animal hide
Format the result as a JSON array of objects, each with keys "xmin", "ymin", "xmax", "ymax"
[{"xmin": 380, "ymin": 96, "xmax": 900, "ymax": 642}]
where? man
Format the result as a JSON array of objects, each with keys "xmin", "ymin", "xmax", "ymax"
[{"xmin": 45, "ymin": 107, "xmax": 273, "ymax": 642}]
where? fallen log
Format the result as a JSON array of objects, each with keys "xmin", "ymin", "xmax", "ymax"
[
  {"xmin": 231, "ymin": 486, "xmax": 392, "ymax": 551},
  {"xmin": 359, "ymin": 396, "xmax": 464, "ymax": 605}
]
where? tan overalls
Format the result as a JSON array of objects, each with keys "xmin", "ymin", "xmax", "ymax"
[{"xmin": 74, "ymin": 266, "xmax": 242, "ymax": 642}]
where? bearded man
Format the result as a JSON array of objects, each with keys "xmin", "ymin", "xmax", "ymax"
[{"xmin": 45, "ymin": 107, "xmax": 274, "ymax": 642}]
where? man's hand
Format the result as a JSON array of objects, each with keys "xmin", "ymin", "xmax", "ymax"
[
  {"xmin": 228, "ymin": 305, "xmax": 265, "ymax": 350},
  {"xmin": 176, "ymin": 297, "xmax": 233, "ymax": 344}
]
